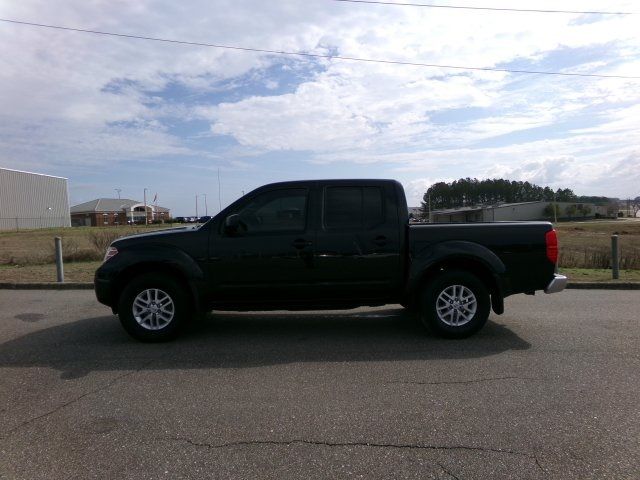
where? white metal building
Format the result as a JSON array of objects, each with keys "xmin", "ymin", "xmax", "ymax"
[
  {"xmin": 0, "ymin": 167, "xmax": 71, "ymax": 230},
  {"xmin": 430, "ymin": 201, "xmax": 602, "ymax": 223}
]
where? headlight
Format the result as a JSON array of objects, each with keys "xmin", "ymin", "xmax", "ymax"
[{"xmin": 103, "ymin": 246, "xmax": 119, "ymax": 263}]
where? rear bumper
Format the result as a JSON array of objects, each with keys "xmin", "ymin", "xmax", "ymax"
[{"xmin": 544, "ymin": 274, "xmax": 568, "ymax": 294}]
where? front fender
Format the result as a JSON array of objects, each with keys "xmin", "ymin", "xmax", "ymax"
[
  {"xmin": 96, "ymin": 244, "xmax": 205, "ymax": 312},
  {"xmin": 114, "ymin": 245, "xmax": 205, "ymax": 280}
]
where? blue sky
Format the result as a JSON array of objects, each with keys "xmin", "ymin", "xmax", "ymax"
[{"xmin": 0, "ymin": 0, "xmax": 639, "ymax": 215}]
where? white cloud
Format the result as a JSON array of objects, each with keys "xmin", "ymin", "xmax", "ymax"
[{"xmin": 0, "ymin": 0, "xmax": 639, "ymax": 212}]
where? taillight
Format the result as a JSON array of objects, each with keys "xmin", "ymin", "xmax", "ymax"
[
  {"xmin": 103, "ymin": 246, "xmax": 118, "ymax": 263},
  {"xmin": 545, "ymin": 229, "xmax": 558, "ymax": 264}
]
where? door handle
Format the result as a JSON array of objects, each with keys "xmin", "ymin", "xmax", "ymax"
[
  {"xmin": 292, "ymin": 238, "xmax": 312, "ymax": 249},
  {"xmin": 373, "ymin": 235, "xmax": 387, "ymax": 246}
]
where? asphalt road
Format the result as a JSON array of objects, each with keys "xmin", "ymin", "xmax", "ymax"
[{"xmin": 0, "ymin": 289, "xmax": 638, "ymax": 479}]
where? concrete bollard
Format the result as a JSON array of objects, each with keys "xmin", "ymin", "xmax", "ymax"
[
  {"xmin": 55, "ymin": 237, "xmax": 64, "ymax": 283},
  {"xmin": 611, "ymin": 235, "xmax": 619, "ymax": 280}
]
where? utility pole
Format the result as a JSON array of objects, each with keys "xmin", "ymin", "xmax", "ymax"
[
  {"xmin": 115, "ymin": 188, "xmax": 121, "ymax": 199},
  {"xmin": 143, "ymin": 188, "xmax": 148, "ymax": 225},
  {"xmin": 203, "ymin": 194, "xmax": 208, "ymax": 216},
  {"xmin": 217, "ymin": 167, "xmax": 222, "ymax": 212}
]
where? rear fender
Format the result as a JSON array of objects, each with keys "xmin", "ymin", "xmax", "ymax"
[{"xmin": 408, "ymin": 241, "xmax": 507, "ymax": 313}]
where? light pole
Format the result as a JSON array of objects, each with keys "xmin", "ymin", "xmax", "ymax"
[
  {"xmin": 202, "ymin": 194, "xmax": 208, "ymax": 217},
  {"xmin": 40, "ymin": 206, "xmax": 52, "ymax": 228},
  {"xmin": 195, "ymin": 194, "xmax": 199, "ymax": 222},
  {"xmin": 143, "ymin": 188, "xmax": 148, "ymax": 225},
  {"xmin": 217, "ymin": 167, "xmax": 222, "ymax": 212}
]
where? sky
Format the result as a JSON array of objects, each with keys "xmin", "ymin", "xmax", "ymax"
[{"xmin": 0, "ymin": 0, "xmax": 639, "ymax": 215}]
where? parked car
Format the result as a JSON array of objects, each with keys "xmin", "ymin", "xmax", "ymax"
[{"xmin": 95, "ymin": 179, "xmax": 566, "ymax": 341}]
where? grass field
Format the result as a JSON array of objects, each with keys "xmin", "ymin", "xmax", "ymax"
[
  {"xmin": 0, "ymin": 219, "xmax": 638, "ymax": 283},
  {"xmin": 0, "ymin": 261, "xmax": 102, "ymax": 283},
  {"xmin": 555, "ymin": 219, "xmax": 640, "ymax": 269},
  {"xmin": 559, "ymin": 268, "xmax": 640, "ymax": 283},
  {"xmin": 0, "ymin": 224, "xmax": 177, "ymax": 265},
  {"xmin": 0, "ymin": 263, "xmax": 636, "ymax": 284}
]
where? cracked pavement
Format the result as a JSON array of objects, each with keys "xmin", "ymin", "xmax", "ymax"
[{"xmin": 0, "ymin": 289, "xmax": 639, "ymax": 479}]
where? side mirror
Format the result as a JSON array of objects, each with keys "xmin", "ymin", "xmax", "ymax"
[{"xmin": 224, "ymin": 214, "xmax": 241, "ymax": 234}]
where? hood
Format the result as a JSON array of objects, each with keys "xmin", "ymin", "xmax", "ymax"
[{"xmin": 111, "ymin": 225, "xmax": 200, "ymax": 247}]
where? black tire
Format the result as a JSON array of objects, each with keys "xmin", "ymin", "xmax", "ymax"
[
  {"xmin": 419, "ymin": 269, "xmax": 490, "ymax": 338},
  {"xmin": 118, "ymin": 273, "xmax": 191, "ymax": 342}
]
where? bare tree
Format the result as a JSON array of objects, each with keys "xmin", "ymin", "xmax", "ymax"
[{"xmin": 632, "ymin": 196, "xmax": 640, "ymax": 217}]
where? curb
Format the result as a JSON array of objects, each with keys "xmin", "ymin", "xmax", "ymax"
[
  {"xmin": 0, "ymin": 282, "xmax": 94, "ymax": 290},
  {"xmin": 0, "ymin": 282, "xmax": 639, "ymax": 290}
]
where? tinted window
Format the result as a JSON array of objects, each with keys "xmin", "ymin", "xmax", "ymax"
[
  {"xmin": 324, "ymin": 186, "xmax": 384, "ymax": 229},
  {"xmin": 363, "ymin": 187, "xmax": 384, "ymax": 228},
  {"xmin": 235, "ymin": 188, "xmax": 308, "ymax": 234}
]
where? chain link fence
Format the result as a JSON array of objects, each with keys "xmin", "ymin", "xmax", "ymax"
[{"xmin": 0, "ymin": 217, "xmax": 71, "ymax": 231}]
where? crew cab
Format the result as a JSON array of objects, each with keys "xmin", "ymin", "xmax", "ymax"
[{"xmin": 95, "ymin": 179, "xmax": 567, "ymax": 341}]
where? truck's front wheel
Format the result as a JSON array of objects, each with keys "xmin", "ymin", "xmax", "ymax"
[
  {"xmin": 420, "ymin": 270, "xmax": 490, "ymax": 338},
  {"xmin": 118, "ymin": 273, "xmax": 190, "ymax": 342}
]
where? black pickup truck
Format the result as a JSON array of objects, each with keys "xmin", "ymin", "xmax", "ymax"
[{"xmin": 95, "ymin": 179, "xmax": 567, "ymax": 341}]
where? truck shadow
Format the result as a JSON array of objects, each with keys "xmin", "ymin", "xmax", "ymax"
[{"xmin": 0, "ymin": 308, "xmax": 530, "ymax": 379}]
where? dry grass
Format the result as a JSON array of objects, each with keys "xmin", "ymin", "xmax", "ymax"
[
  {"xmin": 0, "ymin": 261, "xmax": 102, "ymax": 283},
  {"xmin": 0, "ymin": 225, "xmax": 174, "ymax": 266},
  {"xmin": 0, "ymin": 220, "xmax": 638, "ymax": 283},
  {"xmin": 555, "ymin": 219, "xmax": 640, "ymax": 269},
  {"xmin": 2, "ymin": 263, "xmax": 636, "ymax": 284},
  {"xmin": 560, "ymin": 268, "xmax": 640, "ymax": 283}
]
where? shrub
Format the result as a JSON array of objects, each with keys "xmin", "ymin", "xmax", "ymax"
[
  {"xmin": 543, "ymin": 203, "xmax": 560, "ymax": 218},
  {"xmin": 559, "ymin": 246, "xmax": 640, "ymax": 269},
  {"xmin": 47, "ymin": 238, "xmax": 102, "ymax": 263},
  {"xmin": 88, "ymin": 230, "xmax": 123, "ymax": 254}
]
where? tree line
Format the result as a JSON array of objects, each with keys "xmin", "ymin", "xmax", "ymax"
[{"xmin": 420, "ymin": 178, "xmax": 583, "ymax": 212}]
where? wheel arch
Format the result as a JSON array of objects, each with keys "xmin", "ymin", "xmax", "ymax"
[
  {"xmin": 408, "ymin": 245, "xmax": 506, "ymax": 315},
  {"xmin": 110, "ymin": 262, "xmax": 199, "ymax": 315}
]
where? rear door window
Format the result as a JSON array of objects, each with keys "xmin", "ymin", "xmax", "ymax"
[{"xmin": 324, "ymin": 186, "xmax": 384, "ymax": 229}]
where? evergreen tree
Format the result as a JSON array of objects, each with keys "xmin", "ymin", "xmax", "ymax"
[{"xmin": 422, "ymin": 178, "xmax": 579, "ymax": 212}]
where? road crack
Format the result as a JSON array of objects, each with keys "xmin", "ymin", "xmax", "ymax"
[
  {"xmin": 534, "ymin": 452, "xmax": 546, "ymax": 474},
  {"xmin": 165, "ymin": 435, "xmax": 543, "ymax": 472},
  {"xmin": 166, "ymin": 436, "xmax": 522, "ymax": 456},
  {"xmin": 437, "ymin": 462, "xmax": 462, "ymax": 480},
  {"xmin": 386, "ymin": 376, "xmax": 541, "ymax": 386},
  {"xmin": 3, "ymin": 362, "xmax": 151, "ymax": 438}
]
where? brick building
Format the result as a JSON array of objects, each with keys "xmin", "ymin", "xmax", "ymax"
[{"xmin": 70, "ymin": 198, "xmax": 170, "ymax": 226}]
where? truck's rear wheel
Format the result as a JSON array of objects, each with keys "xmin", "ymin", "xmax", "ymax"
[
  {"xmin": 118, "ymin": 273, "xmax": 190, "ymax": 342},
  {"xmin": 420, "ymin": 269, "xmax": 490, "ymax": 338}
]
